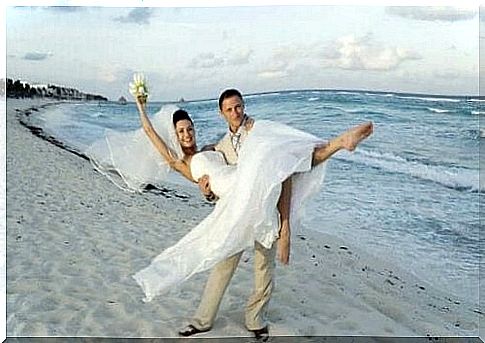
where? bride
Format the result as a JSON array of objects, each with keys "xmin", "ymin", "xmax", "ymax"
[{"xmin": 86, "ymin": 78, "xmax": 373, "ymax": 302}]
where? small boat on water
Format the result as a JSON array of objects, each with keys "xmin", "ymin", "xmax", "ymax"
[{"xmin": 118, "ymin": 96, "xmax": 127, "ymax": 105}]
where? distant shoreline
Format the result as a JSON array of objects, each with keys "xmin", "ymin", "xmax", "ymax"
[{"xmin": 6, "ymin": 78, "xmax": 108, "ymax": 102}]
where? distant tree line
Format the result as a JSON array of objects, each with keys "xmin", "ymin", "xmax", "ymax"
[{"xmin": 6, "ymin": 78, "xmax": 108, "ymax": 101}]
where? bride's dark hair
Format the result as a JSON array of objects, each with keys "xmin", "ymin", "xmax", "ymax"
[{"xmin": 172, "ymin": 109, "xmax": 193, "ymax": 126}]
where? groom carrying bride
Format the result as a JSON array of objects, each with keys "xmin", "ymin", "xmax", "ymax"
[
  {"xmin": 178, "ymin": 88, "xmax": 370, "ymax": 339},
  {"xmin": 91, "ymin": 75, "xmax": 372, "ymax": 339},
  {"xmin": 178, "ymin": 89, "xmax": 289, "ymax": 340}
]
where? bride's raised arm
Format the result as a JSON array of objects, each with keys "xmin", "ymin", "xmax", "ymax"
[
  {"xmin": 134, "ymin": 97, "xmax": 194, "ymax": 182},
  {"xmin": 130, "ymin": 74, "xmax": 193, "ymax": 181},
  {"xmin": 135, "ymin": 96, "xmax": 179, "ymax": 168}
]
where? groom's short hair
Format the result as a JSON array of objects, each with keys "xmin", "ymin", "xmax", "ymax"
[{"xmin": 218, "ymin": 89, "xmax": 243, "ymax": 110}]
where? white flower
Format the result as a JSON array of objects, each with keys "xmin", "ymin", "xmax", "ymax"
[{"xmin": 129, "ymin": 73, "xmax": 149, "ymax": 98}]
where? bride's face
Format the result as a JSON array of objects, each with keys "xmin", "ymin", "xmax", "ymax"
[{"xmin": 175, "ymin": 119, "xmax": 196, "ymax": 148}]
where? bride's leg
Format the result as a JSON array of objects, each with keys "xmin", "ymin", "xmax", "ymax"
[
  {"xmin": 312, "ymin": 122, "xmax": 373, "ymax": 166},
  {"xmin": 277, "ymin": 177, "xmax": 292, "ymax": 265}
]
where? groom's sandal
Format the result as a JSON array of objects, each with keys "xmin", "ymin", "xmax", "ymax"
[
  {"xmin": 248, "ymin": 326, "xmax": 269, "ymax": 341},
  {"xmin": 178, "ymin": 324, "xmax": 211, "ymax": 337}
]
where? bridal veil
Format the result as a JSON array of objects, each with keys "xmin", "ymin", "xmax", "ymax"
[{"xmin": 84, "ymin": 105, "xmax": 184, "ymax": 192}]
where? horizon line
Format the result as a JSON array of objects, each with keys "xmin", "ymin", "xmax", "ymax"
[{"xmin": 143, "ymin": 87, "xmax": 483, "ymax": 103}]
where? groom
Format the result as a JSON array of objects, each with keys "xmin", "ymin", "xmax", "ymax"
[{"xmin": 178, "ymin": 89, "xmax": 289, "ymax": 340}]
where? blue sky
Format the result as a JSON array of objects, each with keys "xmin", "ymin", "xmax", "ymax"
[{"xmin": 5, "ymin": 3, "xmax": 480, "ymax": 100}]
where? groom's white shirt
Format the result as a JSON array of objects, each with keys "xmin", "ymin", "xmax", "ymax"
[{"xmin": 215, "ymin": 126, "xmax": 248, "ymax": 165}]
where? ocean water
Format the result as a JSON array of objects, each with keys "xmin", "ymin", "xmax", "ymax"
[{"xmin": 29, "ymin": 90, "xmax": 482, "ymax": 303}]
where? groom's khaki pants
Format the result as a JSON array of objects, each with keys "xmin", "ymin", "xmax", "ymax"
[{"xmin": 191, "ymin": 240, "xmax": 277, "ymax": 331}]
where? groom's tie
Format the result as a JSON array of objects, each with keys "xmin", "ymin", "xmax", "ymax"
[
  {"xmin": 231, "ymin": 132, "xmax": 241, "ymax": 153},
  {"xmin": 231, "ymin": 115, "xmax": 247, "ymax": 153}
]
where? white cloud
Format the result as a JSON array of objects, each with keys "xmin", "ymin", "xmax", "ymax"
[
  {"xmin": 114, "ymin": 8, "xmax": 155, "ymax": 25},
  {"xmin": 96, "ymin": 64, "xmax": 124, "ymax": 83},
  {"xmin": 23, "ymin": 51, "xmax": 53, "ymax": 61},
  {"xmin": 189, "ymin": 48, "xmax": 253, "ymax": 69},
  {"xmin": 189, "ymin": 52, "xmax": 224, "ymax": 69},
  {"xmin": 256, "ymin": 45, "xmax": 306, "ymax": 80},
  {"xmin": 433, "ymin": 68, "xmax": 476, "ymax": 80},
  {"xmin": 272, "ymin": 46, "xmax": 301, "ymax": 61},
  {"xmin": 258, "ymin": 70, "xmax": 288, "ymax": 79},
  {"xmin": 321, "ymin": 34, "xmax": 421, "ymax": 71},
  {"xmin": 226, "ymin": 48, "xmax": 253, "ymax": 65},
  {"xmin": 257, "ymin": 57, "xmax": 289, "ymax": 79},
  {"xmin": 264, "ymin": 59, "xmax": 289, "ymax": 72},
  {"xmin": 433, "ymin": 70, "xmax": 460, "ymax": 79},
  {"xmin": 385, "ymin": 6, "xmax": 477, "ymax": 22}
]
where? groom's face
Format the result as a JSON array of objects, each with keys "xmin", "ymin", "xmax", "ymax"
[{"xmin": 220, "ymin": 95, "xmax": 245, "ymax": 132}]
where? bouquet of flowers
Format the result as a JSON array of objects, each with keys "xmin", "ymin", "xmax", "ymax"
[{"xmin": 129, "ymin": 73, "xmax": 149, "ymax": 101}]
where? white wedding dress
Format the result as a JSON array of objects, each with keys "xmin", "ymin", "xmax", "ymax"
[{"xmin": 133, "ymin": 119, "xmax": 327, "ymax": 302}]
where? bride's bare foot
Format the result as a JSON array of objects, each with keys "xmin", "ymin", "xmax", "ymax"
[
  {"xmin": 311, "ymin": 121, "xmax": 373, "ymax": 166},
  {"xmin": 340, "ymin": 122, "xmax": 373, "ymax": 151}
]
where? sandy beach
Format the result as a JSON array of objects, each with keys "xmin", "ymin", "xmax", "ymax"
[{"xmin": 5, "ymin": 99, "xmax": 483, "ymax": 339}]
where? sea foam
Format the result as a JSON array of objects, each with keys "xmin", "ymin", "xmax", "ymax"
[{"xmin": 339, "ymin": 149, "xmax": 481, "ymax": 193}]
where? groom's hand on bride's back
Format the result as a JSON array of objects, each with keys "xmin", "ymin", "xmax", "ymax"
[
  {"xmin": 198, "ymin": 175, "xmax": 217, "ymax": 202},
  {"xmin": 198, "ymin": 175, "xmax": 211, "ymax": 195}
]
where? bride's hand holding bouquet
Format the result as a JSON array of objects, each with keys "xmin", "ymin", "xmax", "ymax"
[{"xmin": 129, "ymin": 73, "xmax": 149, "ymax": 105}]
